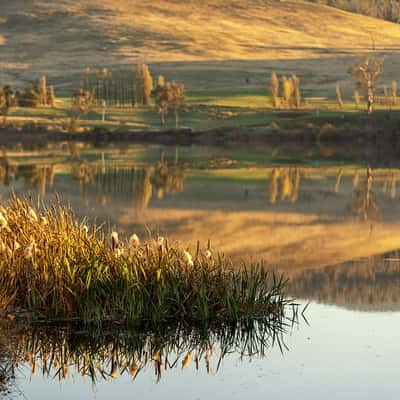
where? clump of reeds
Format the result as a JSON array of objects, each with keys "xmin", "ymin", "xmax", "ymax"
[{"xmin": 0, "ymin": 197, "xmax": 292, "ymax": 327}]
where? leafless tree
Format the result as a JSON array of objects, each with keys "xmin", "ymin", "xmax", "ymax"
[{"xmin": 348, "ymin": 55, "xmax": 384, "ymax": 114}]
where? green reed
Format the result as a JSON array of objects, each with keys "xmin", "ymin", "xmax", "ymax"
[{"xmin": 0, "ymin": 197, "xmax": 293, "ymax": 327}]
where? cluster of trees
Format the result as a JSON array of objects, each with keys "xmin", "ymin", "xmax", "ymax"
[
  {"xmin": 270, "ymin": 72, "xmax": 301, "ymax": 109},
  {"xmin": 0, "ymin": 76, "xmax": 55, "ymax": 113},
  {"xmin": 80, "ymin": 64, "xmax": 154, "ymax": 108},
  {"xmin": 153, "ymin": 76, "xmax": 187, "ymax": 127},
  {"xmin": 307, "ymin": 0, "xmax": 400, "ymax": 22},
  {"xmin": 79, "ymin": 65, "xmax": 187, "ymax": 127},
  {"xmin": 268, "ymin": 55, "xmax": 385, "ymax": 114}
]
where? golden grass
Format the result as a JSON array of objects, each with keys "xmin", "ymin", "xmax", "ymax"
[
  {"xmin": 0, "ymin": 197, "xmax": 291, "ymax": 326},
  {"xmin": 3, "ymin": 0, "xmax": 400, "ymax": 90}
]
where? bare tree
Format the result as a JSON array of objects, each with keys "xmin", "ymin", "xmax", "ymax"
[{"xmin": 348, "ymin": 55, "xmax": 384, "ymax": 114}]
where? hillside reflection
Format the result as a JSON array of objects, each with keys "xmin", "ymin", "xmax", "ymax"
[
  {"xmin": 288, "ymin": 250, "xmax": 400, "ymax": 311},
  {"xmin": 2, "ymin": 144, "xmax": 400, "ymax": 272}
]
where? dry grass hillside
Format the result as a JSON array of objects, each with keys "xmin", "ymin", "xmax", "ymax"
[{"xmin": 2, "ymin": 0, "xmax": 400, "ymax": 90}]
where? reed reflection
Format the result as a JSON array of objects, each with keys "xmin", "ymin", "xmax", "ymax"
[{"xmin": 4, "ymin": 316, "xmax": 299, "ymax": 385}]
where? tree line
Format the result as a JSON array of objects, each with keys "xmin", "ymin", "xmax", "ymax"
[
  {"xmin": 306, "ymin": 0, "xmax": 400, "ymax": 22},
  {"xmin": 269, "ymin": 54, "xmax": 386, "ymax": 114}
]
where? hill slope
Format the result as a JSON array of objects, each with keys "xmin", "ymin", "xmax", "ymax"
[{"xmin": 1, "ymin": 0, "xmax": 400, "ymax": 86}]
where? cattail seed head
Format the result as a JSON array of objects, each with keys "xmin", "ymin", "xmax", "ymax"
[
  {"xmin": 129, "ymin": 234, "xmax": 140, "ymax": 248},
  {"xmin": 183, "ymin": 250, "xmax": 194, "ymax": 267},
  {"xmin": 0, "ymin": 212, "xmax": 7, "ymax": 229},
  {"xmin": 157, "ymin": 236, "xmax": 164, "ymax": 247},
  {"xmin": 111, "ymin": 231, "xmax": 119, "ymax": 250},
  {"xmin": 28, "ymin": 207, "xmax": 38, "ymax": 222}
]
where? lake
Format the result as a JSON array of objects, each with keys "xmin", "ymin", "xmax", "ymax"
[{"xmin": 1, "ymin": 141, "xmax": 400, "ymax": 399}]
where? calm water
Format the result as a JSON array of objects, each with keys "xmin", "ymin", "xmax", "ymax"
[{"xmin": 1, "ymin": 142, "xmax": 400, "ymax": 399}]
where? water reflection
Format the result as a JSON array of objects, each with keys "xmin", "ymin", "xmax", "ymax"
[
  {"xmin": 0, "ymin": 331, "xmax": 13, "ymax": 398},
  {"xmin": 72, "ymin": 161, "xmax": 185, "ymax": 209},
  {"xmin": 288, "ymin": 250, "xmax": 400, "ymax": 311},
  {"xmin": 268, "ymin": 167, "xmax": 301, "ymax": 204},
  {"xmin": 1, "ymin": 315, "xmax": 299, "ymax": 387},
  {"xmin": 2, "ymin": 143, "xmax": 400, "ymax": 273}
]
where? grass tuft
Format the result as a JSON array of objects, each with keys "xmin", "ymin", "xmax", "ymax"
[{"xmin": 0, "ymin": 197, "xmax": 294, "ymax": 328}]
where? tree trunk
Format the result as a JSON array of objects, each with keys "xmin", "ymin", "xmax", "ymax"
[
  {"xmin": 159, "ymin": 111, "xmax": 165, "ymax": 126},
  {"xmin": 367, "ymin": 80, "xmax": 374, "ymax": 114}
]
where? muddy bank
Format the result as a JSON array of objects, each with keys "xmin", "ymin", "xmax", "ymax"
[{"xmin": 0, "ymin": 123, "xmax": 399, "ymax": 148}]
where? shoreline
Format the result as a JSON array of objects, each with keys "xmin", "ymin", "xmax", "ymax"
[{"xmin": 0, "ymin": 123, "xmax": 397, "ymax": 147}]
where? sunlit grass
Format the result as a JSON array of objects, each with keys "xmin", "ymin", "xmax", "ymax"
[{"xmin": 0, "ymin": 197, "xmax": 293, "ymax": 327}]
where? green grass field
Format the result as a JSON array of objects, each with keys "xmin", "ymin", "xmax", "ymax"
[{"xmin": 6, "ymin": 89, "xmax": 400, "ymax": 134}]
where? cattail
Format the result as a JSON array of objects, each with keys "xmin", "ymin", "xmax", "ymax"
[
  {"xmin": 130, "ymin": 361, "xmax": 138, "ymax": 377},
  {"xmin": 153, "ymin": 351, "xmax": 162, "ymax": 364},
  {"xmin": 28, "ymin": 207, "xmax": 38, "ymax": 222},
  {"xmin": 110, "ymin": 362, "xmax": 118, "ymax": 378},
  {"xmin": 111, "ymin": 231, "xmax": 119, "ymax": 250},
  {"xmin": 24, "ymin": 352, "xmax": 33, "ymax": 363},
  {"xmin": 31, "ymin": 361, "xmax": 36, "ymax": 375},
  {"xmin": 182, "ymin": 352, "xmax": 192, "ymax": 369},
  {"xmin": 63, "ymin": 365, "xmax": 69, "ymax": 379},
  {"xmin": 0, "ymin": 212, "xmax": 7, "ymax": 228},
  {"xmin": 129, "ymin": 234, "xmax": 140, "ymax": 248},
  {"xmin": 183, "ymin": 250, "xmax": 194, "ymax": 267},
  {"xmin": 114, "ymin": 247, "xmax": 123, "ymax": 258},
  {"xmin": 205, "ymin": 351, "xmax": 211, "ymax": 374},
  {"xmin": 157, "ymin": 236, "xmax": 164, "ymax": 247},
  {"xmin": 24, "ymin": 241, "xmax": 35, "ymax": 259}
]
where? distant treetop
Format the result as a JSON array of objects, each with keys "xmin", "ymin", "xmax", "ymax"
[{"xmin": 306, "ymin": 0, "xmax": 400, "ymax": 23}]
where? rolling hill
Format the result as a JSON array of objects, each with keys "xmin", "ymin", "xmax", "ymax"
[{"xmin": 1, "ymin": 0, "xmax": 400, "ymax": 91}]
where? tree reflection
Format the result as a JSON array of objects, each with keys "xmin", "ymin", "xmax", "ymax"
[
  {"xmin": 268, "ymin": 167, "xmax": 301, "ymax": 205},
  {"xmin": 72, "ymin": 161, "xmax": 185, "ymax": 210}
]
